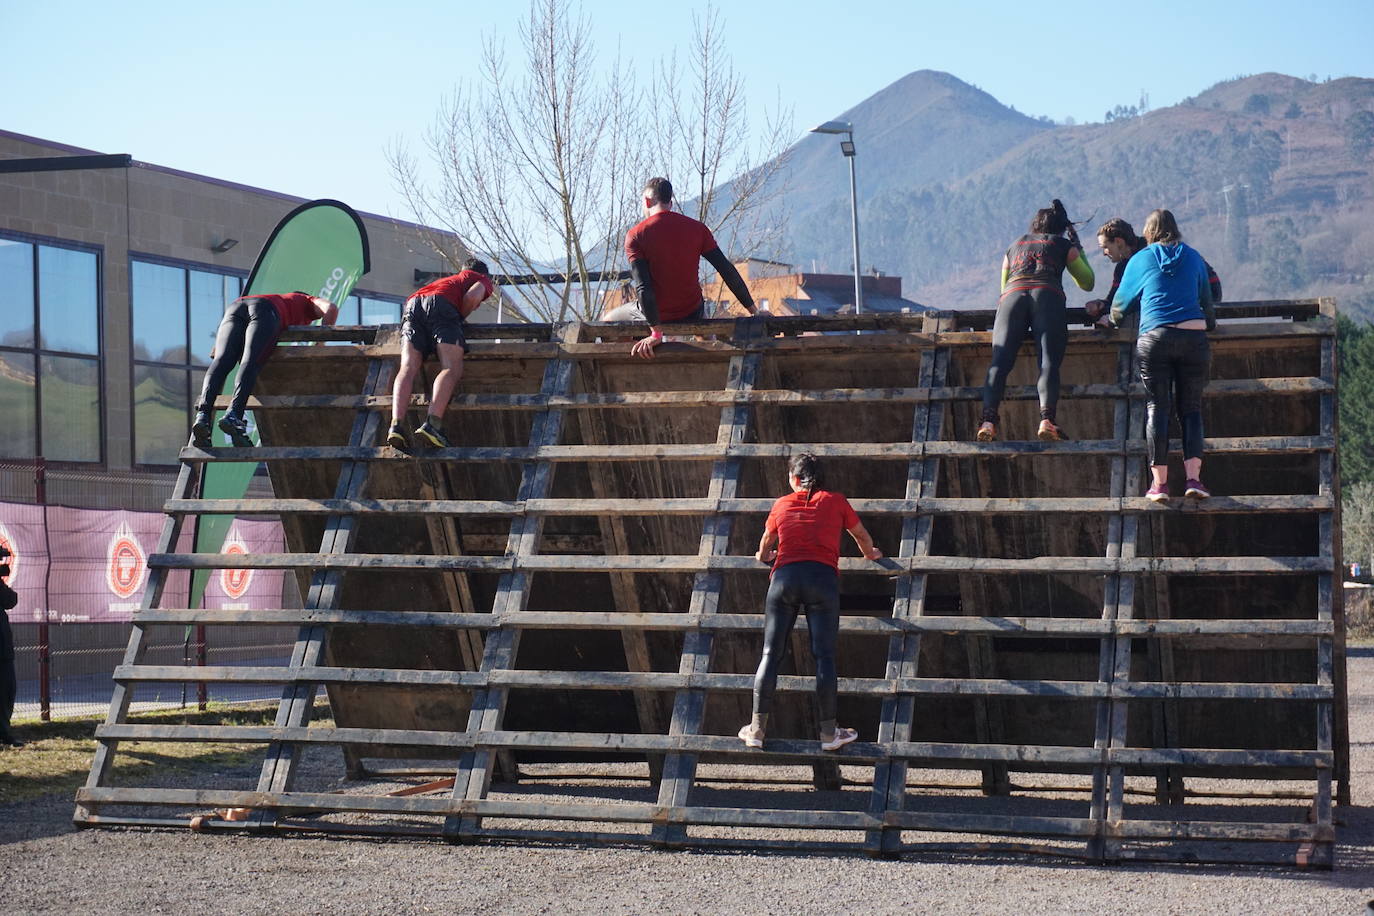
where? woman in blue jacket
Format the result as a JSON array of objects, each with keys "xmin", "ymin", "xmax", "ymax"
[{"xmin": 1107, "ymin": 209, "xmax": 1216, "ymax": 502}]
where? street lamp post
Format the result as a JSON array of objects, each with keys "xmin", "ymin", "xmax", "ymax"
[{"xmin": 810, "ymin": 120, "xmax": 863, "ymax": 316}]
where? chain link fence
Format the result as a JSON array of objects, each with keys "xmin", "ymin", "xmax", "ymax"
[{"xmin": 3, "ymin": 458, "xmax": 300, "ymax": 722}]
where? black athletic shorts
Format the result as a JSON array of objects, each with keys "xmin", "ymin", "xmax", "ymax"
[{"xmin": 401, "ymin": 293, "xmax": 470, "ymax": 357}]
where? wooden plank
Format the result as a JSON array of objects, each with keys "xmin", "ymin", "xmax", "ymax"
[
  {"xmin": 143, "ymin": 551, "xmax": 1337, "ymax": 576},
  {"xmin": 90, "ymin": 721, "xmax": 1333, "ymax": 768},
  {"xmin": 159, "ymin": 493, "xmax": 1337, "ymax": 518},
  {"xmin": 175, "ymin": 435, "xmax": 1336, "ymax": 464},
  {"xmin": 218, "ymin": 374, "xmax": 1331, "ymax": 414},
  {"xmin": 265, "ymin": 299, "xmax": 1319, "ymax": 346},
  {"xmin": 128, "ymin": 608, "xmax": 1337, "ymax": 640},
  {"xmin": 91, "ymin": 723, "xmax": 1334, "ymax": 771},
  {"xmin": 111, "ymin": 663, "xmax": 1335, "ymax": 702}
]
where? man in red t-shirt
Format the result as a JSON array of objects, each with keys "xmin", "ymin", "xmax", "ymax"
[
  {"xmin": 192, "ymin": 291, "xmax": 337, "ymax": 447},
  {"xmin": 388, "ymin": 258, "xmax": 495, "ymax": 449},
  {"xmin": 607, "ymin": 177, "xmax": 757, "ymax": 358}
]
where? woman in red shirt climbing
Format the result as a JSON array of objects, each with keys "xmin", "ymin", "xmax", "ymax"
[{"xmin": 739, "ymin": 453, "xmax": 883, "ymax": 752}]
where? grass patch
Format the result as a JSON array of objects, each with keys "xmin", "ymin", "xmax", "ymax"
[{"xmin": 0, "ymin": 703, "xmax": 332, "ymax": 805}]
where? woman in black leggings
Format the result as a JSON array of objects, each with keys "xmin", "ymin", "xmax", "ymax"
[
  {"xmin": 979, "ymin": 201, "xmax": 1096, "ymax": 442},
  {"xmin": 739, "ymin": 454, "xmax": 882, "ymax": 751},
  {"xmin": 1104, "ymin": 209, "xmax": 1216, "ymax": 501}
]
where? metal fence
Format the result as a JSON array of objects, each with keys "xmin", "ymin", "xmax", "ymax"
[
  {"xmin": 3, "ymin": 458, "xmax": 300, "ymax": 722},
  {"xmin": 11, "ymin": 621, "xmax": 298, "ymax": 721}
]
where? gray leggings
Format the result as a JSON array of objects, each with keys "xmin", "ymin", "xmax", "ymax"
[
  {"xmin": 982, "ymin": 287, "xmax": 1067, "ymax": 422},
  {"xmin": 752, "ymin": 561, "xmax": 841, "ymax": 721}
]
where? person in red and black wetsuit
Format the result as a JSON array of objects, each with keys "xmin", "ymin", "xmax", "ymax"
[
  {"xmin": 978, "ymin": 202, "xmax": 1096, "ymax": 442},
  {"xmin": 739, "ymin": 454, "xmax": 883, "ymax": 753},
  {"xmin": 192, "ymin": 291, "xmax": 338, "ymax": 447},
  {"xmin": 606, "ymin": 177, "xmax": 757, "ymax": 358},
  {"xmin": 1084, "ymin": 218, "xmax": 1222, "ymax": 326},
  {"xmin": 387, "ymin": 259, "xmax": 495, "ymax": 449}
]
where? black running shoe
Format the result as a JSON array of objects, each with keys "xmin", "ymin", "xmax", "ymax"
[
  {"xmin": 386, "ymin": 422, "xmax": 409, "ymax": 449},
  {"xmin": 218, "ymin": 414, "xmax": 253, "ymax": 448},
  {"xmin": 191, "ymin": 411, "xmax": 213, "ymax": 448},
  {"xmin": 414, "ymin": 420, "xmax": 450, "ymax": 449}
]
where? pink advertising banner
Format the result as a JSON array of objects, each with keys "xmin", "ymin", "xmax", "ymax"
[{"xmin": 0, "ymin": 500, "xmax": 284, "ymax": 623}]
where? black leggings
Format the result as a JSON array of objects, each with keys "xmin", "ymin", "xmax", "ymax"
[
  {"xmin": 194, "ymin": 298, "xmax": 282, "ymax": 416},
  {"xmin": 982, "ymin": 287, "xmax": 1067, "ymax": 422},
  {"xmin": 1137, "ymin": 326, "xmax": 1210, "ymax": 466},
  {"xmin": 752, "ymin": 561, "xmax": 841, "ymax": 722},
  {"xmin": 0, "ymin": 615, "xmax": 15, "ymax": 739}
]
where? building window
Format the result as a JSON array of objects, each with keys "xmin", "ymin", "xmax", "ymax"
[
  {"xmin": 130, "ymin": 256, "xmax": 244, "ymax": 466},
  {"xmin": 0, "ymin": 233, "xmax": 102, "ymax": 463},
  {"xmin": 346, "ymin": 292, "xmax": 403, "ymax": 325}
]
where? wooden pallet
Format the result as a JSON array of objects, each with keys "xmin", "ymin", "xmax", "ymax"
[{"xmin": 75, "ymin": 303, "xmax": 1345, "ymax": 866}]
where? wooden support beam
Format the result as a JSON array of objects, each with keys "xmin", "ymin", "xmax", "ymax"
[
  {"xmin": 446, "ymin": 322, "xmax": 582, "ymax": 841},
  {"xmin": 868, "ymin": 337, "xmax": 949, "ymax": 857},
  {"xmin": 654, "ymin": 321, "xmax": 764, "ymax": 847},
  {"xmin": 74, "ymin": 460, "xmax": 200, "ymax": 825}
]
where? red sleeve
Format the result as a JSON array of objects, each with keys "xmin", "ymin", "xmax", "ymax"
[
  {"xmin": 625, "ymin": 226, "xmax": 643, "ymax": 264},
  {"xmin": 837, "ymin": 494, "xmax": 859, "ymax": 530},
  {"xmin": 700, "ymin": 222, "xmax": 718, "ymax": 255},
  {"xmin": 475, "ymin": 276, "xmax": 494, "ymax": 301},
  {"xmin": 765, "ymin": 497, "xmax": 785, "ymax": 532}
]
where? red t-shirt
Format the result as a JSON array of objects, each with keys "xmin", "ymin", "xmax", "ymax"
[
  {"xmin": 623, "ymin": 211, "xmax": 717, "ymax": 322},
  {"xmin": 766, "ymin": 490, "xmax": 860, "ymax": 572},
  {"xmin": 413, "ymin": 270, "xmax": 494, "ymax": 318},
  {"xmin": 259, "ymin": 292, "xmax": 319, "ymax": 327}
]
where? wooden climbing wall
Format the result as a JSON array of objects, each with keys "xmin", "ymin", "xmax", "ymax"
[{"xmin": 76, "ymin": 301, "xmax": 1345, "ymax": 866}]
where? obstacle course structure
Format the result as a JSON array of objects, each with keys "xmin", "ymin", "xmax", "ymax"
[{"xmin": 77, "ymin": 302, "xmax": 1346, "ymax": 866}]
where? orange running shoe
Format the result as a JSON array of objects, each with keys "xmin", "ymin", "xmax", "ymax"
[
  {"xmin": 976, "ymin": 421, "xmax": 997, "ymax": 442},
  {"xmin": 1037, "ymin": 418, "xmax": 1067, "ymax": 441}
]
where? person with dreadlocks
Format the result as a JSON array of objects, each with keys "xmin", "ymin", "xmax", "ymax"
[
  {"xmin": 739, "ymin": 453, "xmax": 882, "ymax": 752},
  {"xmin": 978, "ymin": 200, "xmax": 1096, "ymax": 442}
]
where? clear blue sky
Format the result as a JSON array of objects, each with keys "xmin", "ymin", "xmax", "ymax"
[{"xmin": 5, "ymin": 0, "xmax": 1371, "ymax": 223}]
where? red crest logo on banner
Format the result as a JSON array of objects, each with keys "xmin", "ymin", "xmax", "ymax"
[
  {"xmin": 0, "ymin": 523, "xmax": 17, "ymax": 585},
  {"xmin": 106, "ymin": 520, "xmax": 146, "ymax": 600},
  {"xmin": 220, "ymin": 527, "xmax": 252, "ymax": 600}
]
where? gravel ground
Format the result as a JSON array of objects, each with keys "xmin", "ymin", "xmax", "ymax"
[{"xmin": 3, "ymin": 653, "xmax": 1373, "ymax": 915}]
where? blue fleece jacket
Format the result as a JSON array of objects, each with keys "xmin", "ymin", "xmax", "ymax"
[{"xmin": 1109, "ymin": 241, "xmax": 1215, "ymax": 334}]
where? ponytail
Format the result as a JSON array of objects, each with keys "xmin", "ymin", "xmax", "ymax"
[{"xmin": 789, "ymin": 452, "xmax": 825, "ymax": 501}]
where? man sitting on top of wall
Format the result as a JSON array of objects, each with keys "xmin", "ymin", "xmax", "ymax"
[{"xmin": 603, "ymin": 177, "xmax": 758, "ymax": 358}]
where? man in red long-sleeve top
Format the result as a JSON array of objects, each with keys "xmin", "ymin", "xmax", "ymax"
[
  {"xmin": 387, "ymin": 258, "xmax": 495, "ymax": 449},
  {"xmin": 605, "ymin": 177, "xmax": 757, "ymax": 358}
]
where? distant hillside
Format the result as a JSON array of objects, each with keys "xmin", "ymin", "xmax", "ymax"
[{"xmin": 748, "ymin": 71, "xmax": 1374, "ymax": 321}]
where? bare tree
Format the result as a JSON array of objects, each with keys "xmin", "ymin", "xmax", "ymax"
[
  {"xmin": 389, "ymin": 0, "xmax": 790, "ymax": 323},
  {"xmin": 389, "ymin": 0, "xmax": 645, "ymax": 322},
  {"xmin": 648, "ymin": 5, "xmax": 793, "ymax": 266},
  {"xmin": 1344, "ymin": 480, "xmax": 1374, "ymax": 569}
]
